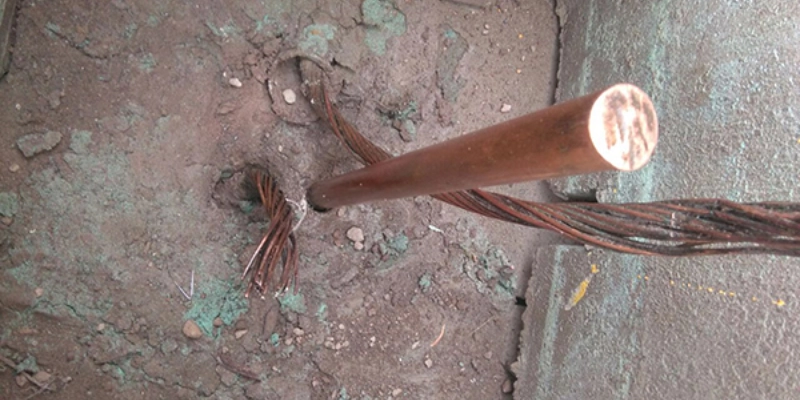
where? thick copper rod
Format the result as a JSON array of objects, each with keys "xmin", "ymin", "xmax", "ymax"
[{"xmin": 307, "ymin": 84, "xmax": 658, "ymax": 211}]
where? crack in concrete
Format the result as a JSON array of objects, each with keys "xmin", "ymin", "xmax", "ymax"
[{"xmin": 549, "ymin": 0, "xmax": 564, "ymax": 105}]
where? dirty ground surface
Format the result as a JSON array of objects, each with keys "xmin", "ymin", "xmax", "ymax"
[{"xmin": 0, "ymin": 0, "xmax": 560, "ymax": 398}]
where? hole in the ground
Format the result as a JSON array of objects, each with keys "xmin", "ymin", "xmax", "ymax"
[{"xmin": 515, "ymin": 296, "xmax": 527, "ymax": 307}]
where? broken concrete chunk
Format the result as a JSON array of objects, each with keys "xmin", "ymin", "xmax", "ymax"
[{"xmin": 16, "ymin": 130, "xmax": 63, "ymax": 158}]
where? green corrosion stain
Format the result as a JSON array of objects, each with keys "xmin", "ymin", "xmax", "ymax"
[
  {"xmin": 69, "ymin": 130, "xmax": 93, "ymax": 154},
  {"xmin": 147, "ymin": 15, "xmax": 160, "ymax": 27},
  {"xmin": 0, "ymin": 192, "xmax": 19, "ymax": 217},
  {"xmin": 44, "ymin": 22, "xmax": 61, "ymax": 38},
  {"xmin": 184, "ymin": 278, "xmax": 248, "ymax": 336},
  {"xmin": 418, "ymin": 273, "xmax": 432, "ymax": 292},
  {"xmin": 299, "ymin": 24, "xmax": 336, "ymax": 57},
  {"xmin": 278, "ymin": 289, "xmax": 307, "ymax": 314},
  {"xmin": 205, "ymin": 21, "xmax": 240, "ymax": 38},
  {"xmin": 362, "ymin": 0, "xmax": 407, "ymax": 55},
  {"xmin": 139, "ymin": 53, "xmax": 156, "ymax": 73},
  {"xmin": 316, "ymin": 303, "xmax": 328, "ymax": 322},
  {"xmin": 123, "ymin": 23, "xmax": 138, "ymax": 39}
]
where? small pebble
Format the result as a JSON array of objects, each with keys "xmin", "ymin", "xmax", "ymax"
[
  {"xmin": 33, "ymin": 371, "xmax": 51, "ymax": 383},
  {"xmin": 502, "ymin": 379, "xmax": 513, "ymax": 394},
  {"xmin": 234, "ymin": 329, "xmax": 248, "ymax": 339},
  {"xmin": 293, "ymin": 327, "xmax": 305, "ymax": 336},
  {"xmin": 424, "ymin": 358, "xmax": 433, "ymax": 368},
  {"xmin": 213, "ymin": 317, "xmax": 223, "ymax": 327},
  {"xmin": 34, "ymin": 287, "xmax": 44, "ymax": 297},
  {"xmin": 9, "ymin": 164, "xmax": 20, "ymax": 172},
  {"xmin": 284, "ymin": 337, "xmax": 294, "ymax": 345},
  {"xmin": 15, "ymin": 374, "xmax": 27, "ymax": 387},
  {"xmin": 336, "ymin": 207, "xmax": 346, "ymax": 217},
  {"xmin": 96, "ymin": 323, "xmax": 106, "ymax": 332},
  {"xmin": 182, "ymin": 320, "xmax": 203, "ymax": 339},
  {"xmin": 354, "ymin": 242, "xmax": 364, "ymax": 251},
  {"xmin": 282, "ymin": 89, "xmax": 297, "ymax": 104},
  {"xmin": 1, "ymin": 217, "xmax": 11, "ymax": 226},
  {"xmin": 484, "ymin": 351, "xmax": 492, "ymax": 359},
  {"xmin": 392, "ymin": 388, "xmax": 403, "ymax": 396},
  {"xmin": 500, "ymin": 104, "xmax": 512, "ymax": 113},
  {"xmin": 228, "ymin": 77, "xmax": 242, "ymax": 88},
  {"xmin": 346, "ymin": 227, "xmax": 364, "ymax": 243}
]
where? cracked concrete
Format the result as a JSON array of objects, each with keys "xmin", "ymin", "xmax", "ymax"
[{"xmin": 516, "ymin": 1, "xmax": 800, "ymax": 399}]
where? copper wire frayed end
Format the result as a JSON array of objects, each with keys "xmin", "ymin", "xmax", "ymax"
[{"xmin": 241, "ymin": 167, "xmax": 298, "ymax": 297}]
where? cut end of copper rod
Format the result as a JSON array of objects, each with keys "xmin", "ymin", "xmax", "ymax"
[
  {"xmin": 589, "ymin": 84, "xmax": 658, "ymax": 172},
  {"xmin": 308, "ymin": 83, "xmax": 658, "ymax": 211}
]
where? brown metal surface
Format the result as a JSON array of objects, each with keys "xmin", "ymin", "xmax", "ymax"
[{"xmin": 307, "ymin": 84, "xmax": 657, "ymax": 210}]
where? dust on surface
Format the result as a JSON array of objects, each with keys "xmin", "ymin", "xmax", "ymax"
[{"xmin": 0, "ymin": 0, "xmax": 558, "ymax": 398}]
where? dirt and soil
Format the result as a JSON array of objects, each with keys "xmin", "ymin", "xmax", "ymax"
[{"xmin": 0, "ymin": 0, "xmax": 559, "ymax": 398}]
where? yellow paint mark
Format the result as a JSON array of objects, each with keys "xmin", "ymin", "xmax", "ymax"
[
  {"xmin": 698, "ymin": 285, "xmax": 703, "ymax": 290},
  {"xmin": 644, "ymin": 276, "xmax": 649, "ymax": 281},
  {"xmin": 669, "ymin": 280, "xmax": 675, "ymax": 286},
  {"xmin": 752, "ymin": 296, "xmax": 758, "ymax": 302},
  {"xmin": 591, "ymin": 264, "xmax": 599, "ymax": 274},
  {"xmin": 687, "ymin": 283, "xmax": 692, "ymax": 288},
  {"xmin": 773, "ymin": 299, "xmax": 786, "ymax": 307},
  {"xmin": 518, "ymin": 33, "xmax": 524, "ymax": 39},
  {"xmin": 797, "ymin": 138, "xmax": 800, "ymax": 144},
  {"xmin": 516, "ymin": 69, "xmax": 522, "ymax": 74},
  {"xmin": 637, "ymin": 275, "xmax": 642, "ymax": 279},
  {"xmin": 728, "ymin": 292, "xmax": 736, "ymax": 297},
  {"xmin": 564, "ymin": 279, "xmax": 591, "ymax": 311},
  {"xmin": 707, "ymin": 287, "xmax": 714, "ymax": 293},
  {"xmin": 718, "ymin": 290, "xmax": 726, "ymax": 295}
]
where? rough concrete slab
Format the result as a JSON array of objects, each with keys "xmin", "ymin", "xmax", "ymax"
[
  {"xmin": 518, "ymin": 1, "xmax": 800, "ymax": 397},
  {"xmin": 517, "ymin": 245, "xmax": 800, "ymax": 399},
  {"xmin": 0, "ymin": 0, "xmax": 16, "ymax": 77},
  {"xmin": 549, "ymin": 0, "xmax": 800, "ymax": 203}
]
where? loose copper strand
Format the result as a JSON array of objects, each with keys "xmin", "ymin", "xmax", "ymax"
[{"xmin": 243, "ymin": 170, "xmax": 299, "ymax": 297}]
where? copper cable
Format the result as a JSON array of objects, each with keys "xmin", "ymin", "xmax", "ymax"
[{"xmin": 298, "ymin": 59, "xmax": 800, "ymax": 257}]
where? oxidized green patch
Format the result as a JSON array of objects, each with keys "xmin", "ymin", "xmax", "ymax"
[
  {"xmin": 139, "ymin": 53, "xmax": 156, "ymax": 73},
  {"xmin": 0, "ymin": 192, "xmax": 19, "ymax": 217},
  {"xmin": 361, "ymin": 0, "xmax": 407, "ymax": 55},
  {"xmin": 418, "ymin": 273, "xmax": 432, "ymax": 292},
  {"xmin": 69, "ymin": 130, "xmax": 93, "ymax": 154},
  {"xmin": 278, "ymin": 289, "xmax": 307, "ymax": 314},
  {"xmin": 299, "ymin": 24, "xmax": 336, "ymax": 57},
  {"xmin": 184, "ymin": 278, "xmax": 248, "ymax": 336}
]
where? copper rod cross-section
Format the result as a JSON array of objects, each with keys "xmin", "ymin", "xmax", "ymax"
[{"xmin": 307, "ymin": 84, "xmax": 658, "ymax": 211}]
